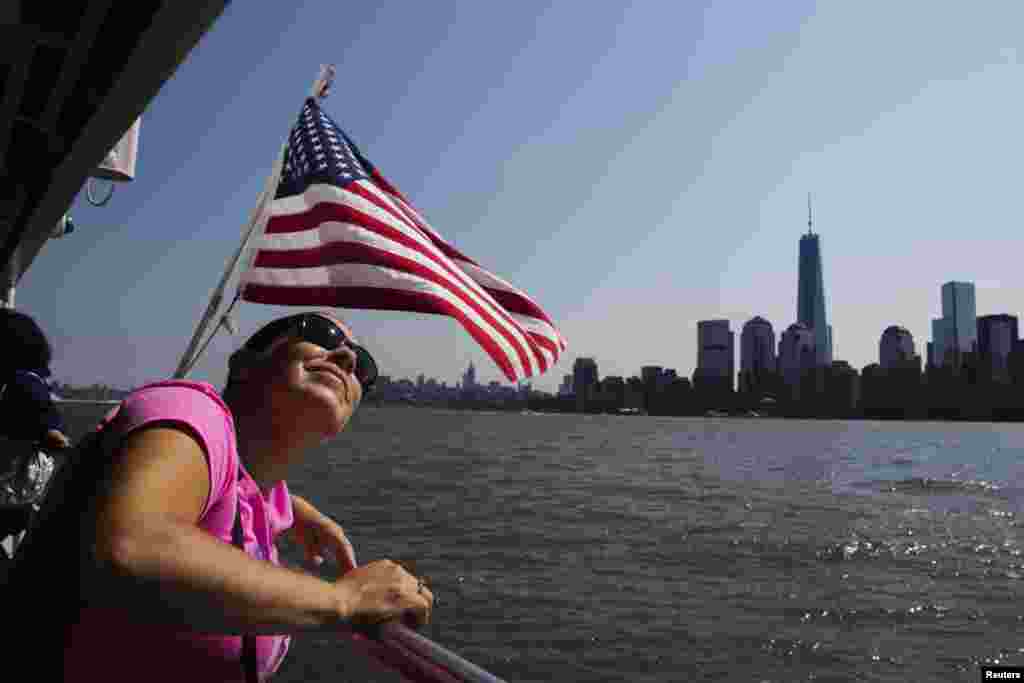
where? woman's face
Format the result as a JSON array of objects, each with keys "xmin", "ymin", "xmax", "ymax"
[{"xmin": 256, "ymin": 317, "xmax": 365, "ymax": 440}]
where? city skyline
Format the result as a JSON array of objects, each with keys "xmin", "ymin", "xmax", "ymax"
[
  {"xmin": 9, "ymin": 3, "xmax": 1024, "ymax": 393},
  {"xmin": 567, "ymin": 267, "xmax": 1018, "ymax": 395}
]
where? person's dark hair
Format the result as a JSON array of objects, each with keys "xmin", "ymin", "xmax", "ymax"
[
  {"xmin": 0, "ymin": 309, "xmax": 53, "ymax": 376},
  {"xmin": 221, "ymin": 315, "xmax": 301, "ymax": 396}
]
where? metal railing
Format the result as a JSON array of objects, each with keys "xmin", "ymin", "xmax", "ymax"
[
  {"xmin": 54, "ymin": 398, "xmax": 121, "ymax": 406},
  {"xmin": 348, "ymin": 623, "xmax": 508, "ymax": 683}
]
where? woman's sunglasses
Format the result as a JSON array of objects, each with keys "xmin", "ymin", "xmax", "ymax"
[{"xmin": 244, "ymin": 313, "xmax": 378, "ymax": 391}]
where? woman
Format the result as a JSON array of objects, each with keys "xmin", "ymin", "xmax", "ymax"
[
  {"xmin": 0, "ymin": 309, "xmax": 71, "ymax": 555},
  {"xmin": 14, "ymin": 311, "xmax": 432, "ymax": 681}
]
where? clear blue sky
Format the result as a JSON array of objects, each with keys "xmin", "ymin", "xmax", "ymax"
[{"xmin": 18, "ymin": 1, "xmax": 1024, "ymax": 391}]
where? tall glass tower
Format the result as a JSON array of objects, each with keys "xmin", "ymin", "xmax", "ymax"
[
  {"xmin": 941, "ymin": 281, "xmax": 976, "ymax": 354},
  {"xmin": 796, "ymin": 196, "xmax": 832, "ymax": 366},
  {"xmin": 932, "ymin": 281, "xmax": 976, "ymax": 366}
]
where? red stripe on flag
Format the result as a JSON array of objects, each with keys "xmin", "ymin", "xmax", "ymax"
[
  {"xmin": 526, "ymin": 330, "xmax": 560, "ymax": 356},
  {"xmin": 483, "ymin": 287, "xmax": 560, "ymax": 329}
]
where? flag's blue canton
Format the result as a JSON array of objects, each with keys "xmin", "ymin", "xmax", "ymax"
[{"xmin": 275, "ymin": 98, "xmax": 369, "ymax": 199}]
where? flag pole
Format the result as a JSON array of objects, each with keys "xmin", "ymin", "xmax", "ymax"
[{"xmin": 173, "ymin": 65, "xmax": 337, "ymax": 378}]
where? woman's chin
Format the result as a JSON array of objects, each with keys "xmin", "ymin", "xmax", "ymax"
[{"xmin": 315, "ymin": 388, "xmax": 351, "ymax": 433}]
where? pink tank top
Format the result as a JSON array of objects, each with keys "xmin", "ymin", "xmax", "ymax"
[{"xmin": 65, "ymin": 380, "xmax": 295, "ymax": 682}]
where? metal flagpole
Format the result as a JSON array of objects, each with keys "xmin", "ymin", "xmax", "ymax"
[
  {"xmin": 172, "ymin": 173, "xmax": 277, "ymax": 379},
  {"xmin": 173, "ymin": 65, "xmax": 336, "ymax": 378}
]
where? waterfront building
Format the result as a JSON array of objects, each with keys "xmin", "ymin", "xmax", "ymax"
[
  {"xmin": 740, "ymin": 316, "xmax": 776, "ymax": 394},
  {"xmin": 598, "ymin": 376, "xmax": 626, "ymax": 409},
  {"xmin": 931, "ymin": 317, "xmax": 949, "ymax": 367},
  {"xmin": 624, "ymin": 376, "xmax": 645, "ymax": 410},
  {"xmin": 641, "ymin": 366, "xmax": 663, "ymax": 384},
  {"xmin": 932, "ymin": 281, "xmax": 976, "ymax": 368},
  {"xmin": 696, "ymin": 319, "xmax": 734, "ymax": 392},
  {"xmin": 640, "ymin": 366, "xmax": 679, "ymax": 411},
  {"xmin": 778, "ymin": 322, "xmax": 815, "ymax": 400},
  {"xmin": 824, "ymin": 360, "xmax": 859, "ymax": 415},
  {"xmin": 462, "ymin": 361, "xmax": 477, "ymax": 390},
  {"xmin": 1010, "ymin": 339, "xmax": 1024, "ymax": 387},
  {"xmin": 797, "ymin": 196, "xmax": 832, "ymax": 366},
  {"xmin": 860, "ymin": 363, "xmax": 885, "ymax": 414},
  {"xmin": 943, "ymin": 282, "xmax": 977, "ymax": 353},
  {"xmin": 879, "ymin": 325, "xmax": 916, "ymax": 369},
  {"xmin": 977, "ymin": 314, "xmax": 1019, "ymax": 384},
  {"xmin": 572, "ymin": 357, "xmax": 599, "ymax": 411}
]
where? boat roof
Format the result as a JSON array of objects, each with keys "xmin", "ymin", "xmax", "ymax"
[{"xmin": 0, "ymin": 1, "xmax": 230, "ymax": 289}]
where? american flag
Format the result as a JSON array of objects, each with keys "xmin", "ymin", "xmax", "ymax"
[{"xmin": 238, "ymin": 98, "xmax": 566, "ymax": 381}]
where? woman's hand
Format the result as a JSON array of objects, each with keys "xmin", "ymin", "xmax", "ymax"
[
  {"xmin": 290, "ymin": 495, "xmax": 357, "ymax": 573},
  {"xmin": 43, "ymin": 428, "xmax": 71, "ymax": 450},
  {"xmin": 335, "ymin": 559, "xmax": 434, "ymax": 628}
]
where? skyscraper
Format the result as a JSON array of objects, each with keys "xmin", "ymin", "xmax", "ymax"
[
  {"xmin": 931, "ymin": 281, "xmax": 976, "ymax": 367},
  {"xmin": 462, "ymin": 361, "xmax": 477, "ymax": 390},
  {"xmin": 696, "ymin": 319, "xmax": 734, "ymax": 391},
  {"xmin": 572, "ymin": 357, "xmax": 599, "ymax": 410},
  {"xmin": 879, "ymin": 325, "xmax": 916, "ymax": 369},
  {"xmin": 741, "ymin": 317, "xmax": 776, "ymax": 372},
  {"xmin": 796, "ymin": 196, "xmax": 832, "ymax": 366},
  {"xmin": 942, "ymin": 281, "xmax": 977, "ymax": 354},
  {"xmin": 977, "ymin": 314, "xmax": 1018, "ymax": 383},
  {"xmin": 558, "ymin": 374, "xmax": 573, "ymax": 397},
  {"xmin": 740, "ymin": 316, "xmax": 776, "ymax": 393},
  {"xmin": 930, "ymin": 318, "xmax": 948, "ymax": 368},
  {"xmin": 778, "ymin": 322, "xmax": 815, "ymax": 398}
]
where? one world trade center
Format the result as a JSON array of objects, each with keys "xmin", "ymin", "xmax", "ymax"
[{"xmin": 797, "ymin": 195, "xmax": 832, "ymax": 366}]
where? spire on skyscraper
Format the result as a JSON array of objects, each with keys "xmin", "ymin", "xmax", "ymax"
[
  {"xmin": 807, "ymin": 192, "xmax": 813, "ymax": 235},
  {"xmin": 797, "ymin": 195, "xmax": 831, "ymax": 366}
]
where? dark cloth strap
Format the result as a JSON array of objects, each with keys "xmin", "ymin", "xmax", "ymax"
[{"xmin": 231, "ymin": 467, "xmax": 260, "ymax": 683}]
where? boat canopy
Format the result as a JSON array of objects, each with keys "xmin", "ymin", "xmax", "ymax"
[{"xmin": 0, "ymin": 1, "xmax": 230, "ymax": 303}]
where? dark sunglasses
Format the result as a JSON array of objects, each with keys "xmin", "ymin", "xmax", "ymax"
[{"xmin": 244, "ymin": 313, "xmax": 378, "ymax": 391}]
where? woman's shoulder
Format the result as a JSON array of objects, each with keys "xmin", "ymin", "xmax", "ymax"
[
  {"xmin": 113, "ymin": 380, "xmax": 235, "ymax": 444},
  {"xmin": 113, "ymin": 381, "xmax": 239, "ymax": 503},
  {"xmin": 124, "ymin": 380, "xmax": 231, "ymax": 416}
]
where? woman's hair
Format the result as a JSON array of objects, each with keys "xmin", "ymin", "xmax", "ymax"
[
  {"xmin": 0, "ymin": 309, "xmax": 53, "ymax": 375},
  {"xmin": 221, "ymin": 316, "xmax": 300, "ymax": 396}
]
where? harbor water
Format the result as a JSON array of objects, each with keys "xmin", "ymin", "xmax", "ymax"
[{"xmin": 60, "ymin": 404, "xmax": 1024, "ymax": 682}]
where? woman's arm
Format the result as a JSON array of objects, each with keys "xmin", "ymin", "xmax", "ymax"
[{"xmin": 83, "ymin": 425, "xmax": 430, "ymax": 634}]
